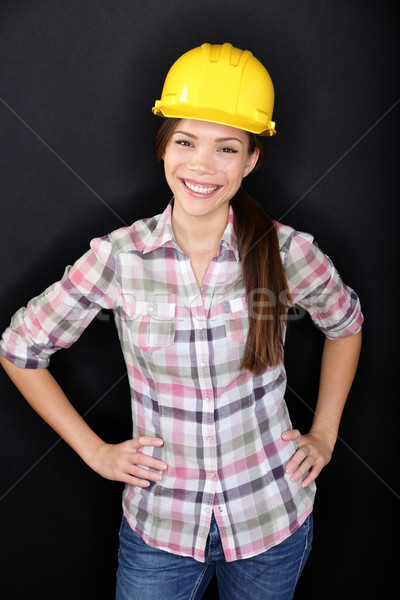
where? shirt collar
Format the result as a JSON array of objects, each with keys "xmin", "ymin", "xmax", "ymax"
[
  {"xmin": 220, "ymin": 204, "xmax": 239, "ymax": 261},
  {"xmin": 142, "ymin": 200, "xmax": 175, "ymax": 254},
  {"xmin": 142, "ymin": 200, "xmax": 239, "ymax": 261}
]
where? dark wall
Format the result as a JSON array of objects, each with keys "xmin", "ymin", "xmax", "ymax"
[{"xmin": 0, "ymin": 1, "xmax": 398, "ymax": 598}]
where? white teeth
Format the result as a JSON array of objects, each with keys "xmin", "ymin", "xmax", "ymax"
[{"xmin": 184, "ymin": 180, "xmax": 218, "ymax": 194}]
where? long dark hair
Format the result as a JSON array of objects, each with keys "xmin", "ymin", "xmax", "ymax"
[{"xmin": 155, "ymin": 118, "xmax": 291, "ymax": 374}]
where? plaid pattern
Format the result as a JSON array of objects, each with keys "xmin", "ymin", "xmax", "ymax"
[{"xmin": 0, "ymin": 201, "xmax": 363, "ymax": 562}]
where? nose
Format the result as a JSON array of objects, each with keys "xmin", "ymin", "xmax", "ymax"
[{"xmin": 187, "ymin": 148, "xmax": 216, "ymax": 175}]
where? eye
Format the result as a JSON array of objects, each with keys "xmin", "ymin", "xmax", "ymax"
[
  {"xmin": 175, "ymin": 139, "xmax": 193, "ymax": 147},
  {"xmin": 219, "ymin": 146, "xmax": 238, "ymax": 153}
]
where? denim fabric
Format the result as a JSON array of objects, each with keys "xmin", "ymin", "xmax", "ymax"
[{"xmin": 115, "ymin": 512, "xmax": 313, "ymax": 600}]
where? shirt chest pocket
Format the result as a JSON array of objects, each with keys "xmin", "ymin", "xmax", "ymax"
[
  {"xmin": 120, "ymin": 295, "xmax": 176, "ymax": 353},
  {"xmin": 223, "ymin": 297, "xmax": 249, "ymax": 345}
]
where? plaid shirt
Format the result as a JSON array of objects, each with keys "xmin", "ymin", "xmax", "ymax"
[{"xmin": 0, "ymin": 201, "xmax": 363, "ymax": 562}]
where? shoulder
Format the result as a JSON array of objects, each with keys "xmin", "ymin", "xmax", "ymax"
[
  {"xmin": 274, "ymin": 221, "xmax": 317, "ymax": 267},
  {"xmin": 89, "ymin": 213, "xmax": 162, "ymax": 258}
]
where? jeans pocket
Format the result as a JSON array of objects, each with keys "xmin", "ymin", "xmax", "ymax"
[{"xmin": 294, "ymin": 513, "xmax": 313, "ymax": 587}]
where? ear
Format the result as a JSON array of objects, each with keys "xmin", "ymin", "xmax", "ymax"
[{"xmin": 242, "ymin": 148, "xmax": 260, "ymax": 178}]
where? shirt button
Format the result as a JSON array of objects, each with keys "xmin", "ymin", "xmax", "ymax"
[
  {"xmin": 218, "ymin": 506, "xmax": 224, "ymax": 512},
  {"xmin": 147, "ymin": 306, "xmax": 154, "ymax": 313},
  {"xmin": 207, "ymin": 436, "xmax": 212, "ymax": 442},
  {"xmin": 209, "ymin": 472, "xmax": 215, "ymax": 478},
  {"xmin": 204, "ymin": 396, "xmax": 211, "ymax": 402},
  {"xmin": 200, "ymin": 361, "xmax": 207, "ymax": 367}
]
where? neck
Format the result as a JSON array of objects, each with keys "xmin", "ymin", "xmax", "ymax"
[{"xmin": 171, "ymin": 203, "xmax": 229, "ymax": 257}]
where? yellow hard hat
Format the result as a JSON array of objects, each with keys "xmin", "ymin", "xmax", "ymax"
[{"xmin": 152, "ymin": 43, "xmax": 276, "ymax": 136}]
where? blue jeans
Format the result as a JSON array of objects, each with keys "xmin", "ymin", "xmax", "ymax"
[{"xmin": 116, "ymin": 512, "xmax": 313, "ymax": 600}]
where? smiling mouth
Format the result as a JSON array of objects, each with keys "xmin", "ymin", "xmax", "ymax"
[{"xmin": 182, "ymin": 179, "xmax": 220, "ymax": 195}]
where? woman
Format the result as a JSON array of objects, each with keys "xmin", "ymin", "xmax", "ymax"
[{"xmin": 0, "ymin": 43, "xmax": 363, "ymax": 599}]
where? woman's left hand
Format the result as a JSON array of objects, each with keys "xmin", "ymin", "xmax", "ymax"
[{"xmin": 281, "ymin": 429, "xmax": 335, "ymax": 488}]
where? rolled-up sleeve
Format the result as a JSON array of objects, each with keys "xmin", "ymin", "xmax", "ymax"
[
  {"xmin": 0, "ymin": 236, "xmax": 118, "ymax": 368},
  {"xmin": 282, "ymin": 227, "xmax": 363, "ymax": 339}
]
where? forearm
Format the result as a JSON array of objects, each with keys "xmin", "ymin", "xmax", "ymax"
[
  {"xmin": 283, "ymin": 329, "xmax": 362, "ymax": 486},
  {"xmin": 310, "ymin": 329, "xmax": 362, "ymax": 450},
  {"xmin": 0, "ymin": 355, "xmax": 105, "ymax": 466},
  {"xmin": 0, "ymin": 355, "xmax": 167, "ymax": 484}
]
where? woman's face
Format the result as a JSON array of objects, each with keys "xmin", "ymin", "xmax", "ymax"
[{"xmin": 162, "ymin": 119, "xmax": 259, "ymax": 221}]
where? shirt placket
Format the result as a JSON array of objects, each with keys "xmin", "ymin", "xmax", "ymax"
[
  {"xmin": 177, "ymin": 251, "xmax": 221, "ymax": 545},
  {"xmin": 201, "ymin": 254, "xmax": 230, "ymax": 528}
]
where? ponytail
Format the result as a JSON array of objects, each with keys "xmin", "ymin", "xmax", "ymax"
[{"xmin": 230, "ymin": 188, "xmax": 291, "ymax": 374}]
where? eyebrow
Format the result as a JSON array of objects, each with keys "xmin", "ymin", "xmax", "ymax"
[{"xmin": 173, "ymin": 130, "xmax": 243, "ymax": 145}]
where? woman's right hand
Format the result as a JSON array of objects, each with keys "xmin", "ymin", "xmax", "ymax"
[
  {"xmin": 0, "ymin": 360, "xmax": 167, "ymax": 488},
  {"xmin": 89, "ymin": 437, "xmax": 167, "ymax": 487}
]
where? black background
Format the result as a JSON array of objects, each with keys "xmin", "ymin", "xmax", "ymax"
[{"xmin": 0, "ymin": 1, "xmax": 398, "ymax": 598}]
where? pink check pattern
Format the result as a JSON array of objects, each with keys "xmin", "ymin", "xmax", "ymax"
[{"xmin": 0, "ymin": 201, "xmax": 363, "ymax": 562}]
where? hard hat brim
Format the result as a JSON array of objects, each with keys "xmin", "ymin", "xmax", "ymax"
[{"xmin": 152, "ymin": 105, "xmax": 276, "ymax": 137}]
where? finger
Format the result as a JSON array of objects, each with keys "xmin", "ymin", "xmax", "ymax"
[
  {"xmin": 281, "ymin": 429, "xmax": 301, "ymax": 442},
  {"xmin": 301, "ymin": 463, "xmax": 323, "ymax": 488},
  {"xmin": 128, "ymin": 464, "xmax": 165, "ymax": 482},
  {"xmin": 289, "ymin": 455, "xmax": 315, "ymax": 481},
  {"xmin": 132, "ymin": 453, "xmax": 168, "ymax": 472},
  {"xmin": 285, "ymin": 448, "xmax": 307, "ymax": 474},
  {"xmin": 132, "ymin": 436, "xmax": 164, "ymax": 449},
  {"xmin": 128, "ymin": 437, "xmax": 167, "ymax": 471},
  {"xmin": 120, "ymin": 465, "xmax": 165, "ymax": 487},
  {"xmin": 125, "ymin": 474, "xmax": 152, "ymax": 488}
]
